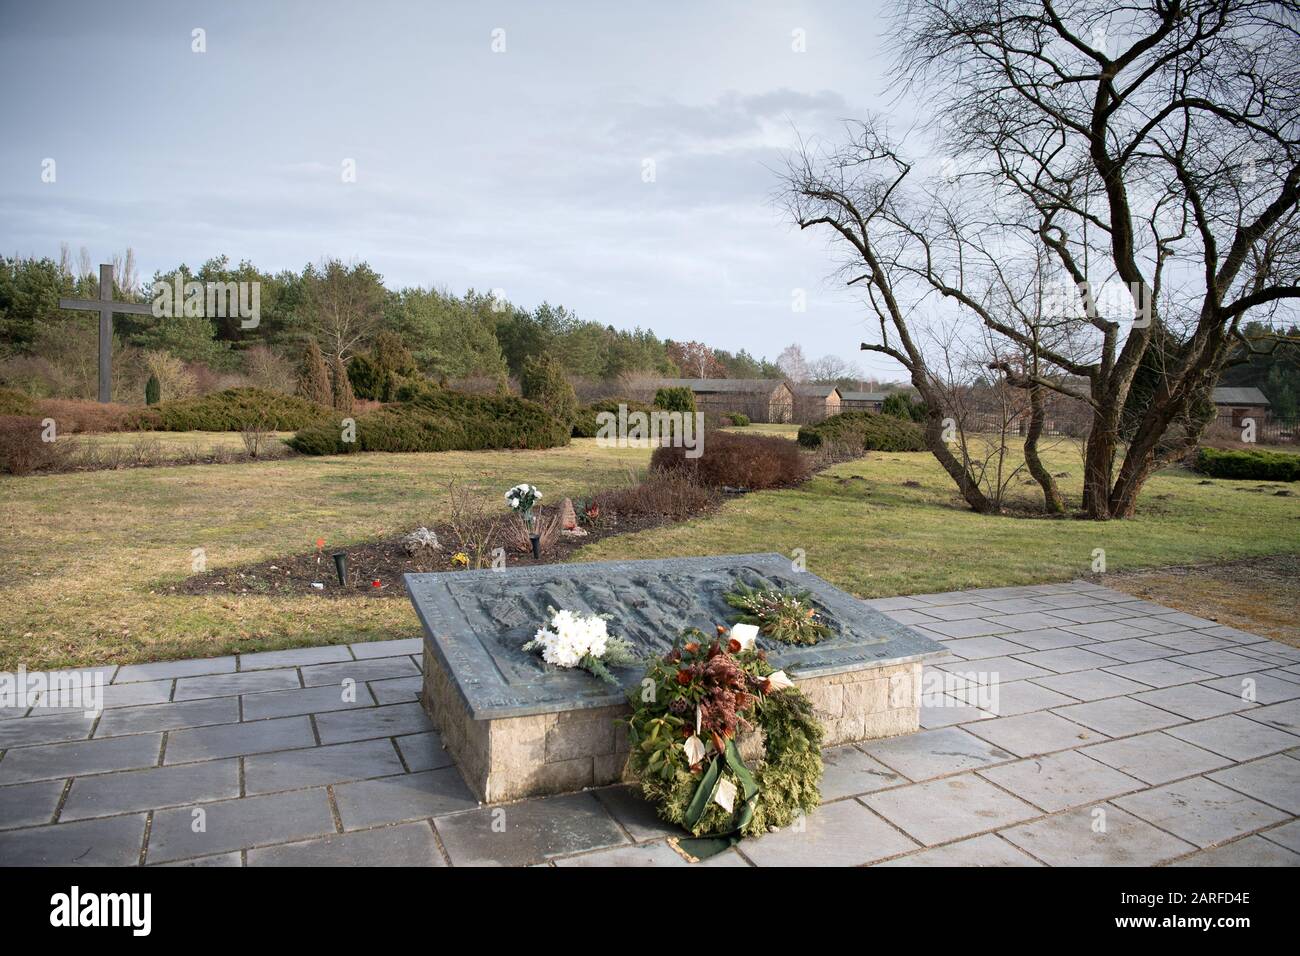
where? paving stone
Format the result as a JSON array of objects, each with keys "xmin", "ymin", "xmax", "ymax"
[
  {"xmin": 0, "ymin": 733, "xmax": 162, "ymax": 784},
  {"xmin": 818, "ymin": 745, "xmax": 909, "ymax": 799},
  {"xmin": 1032, "ymin": 669, "xmax": 1153, "ymax": 702},
  {"xmin": 1000, "ymin": 805, "xmax": 1195, "ymax": 866},
  {"xmin": 1207, "ymin": 753, "xmax": 1300, "ymax": 814},
  {"xmin": 973, "ymin": 599, "xmax": 1055, "ymax": 615},
  {"xmin": 1113, "ymin": 777, "xmax": 1288, "ymax": 848},
  {"xmin": 153, "ymin": 852, "xmax": 242, "ymax": 867},
  {"xmin": 240, "ymin": 683, "xmax": 376, "ymax": 721},
  {"xmin": 919, "ymin": 701, "xmax": 993, "ymax": 728},
  {"xmin": 860, "ymin": 726, "xmax": 1016, "ymax": 780},
  {"xmin": 368, "ymin": 675, "xmax": 423, "ymax": 705},
  {"xmin": 993, "ymin": 628, "xmax": 1094, "ymax": 651},
  {"xmin": 393, "ymin": 731, "xmax": 454, "ymax": 772},
  {"xmin": 1244, "ymin": 698, "xmax": 1300, "ymax": 736},
  {"xmin": 863, "ymin": 774, "xmax": 1037, "ymax": 846},
  {"xmin": 0, "ymin": 711, "xmax": 95, "ymax": 749},
  {"xmin": 924, "ymin": 618, "xmax": 1009, "ymax": 639},
  {"xmin": 1035, "ymin": 593, "xmax": 1111, "ymax": 609},
  {"xmin": 1046, "ymin": 606, "xmax": 1135, "ymax": 625},
  {"xmin": 238, "ymin": 645, "xmax": 353, "ymax": 670},
  {"xmin": 313, "ymin": 701, "xmax": 433, "ymax": 744},
  {"xmin": 1082, "ymin": 732, "xmax": 1232, "ymax": 786},
  {"xmin": 334, "ymin": 767, "xmax": 478, "ymax": 829},
  {"xmin": 1152, "ymin": 611, "xmax": 1218, "ymax": 629},
  {"xmin": 985, "ymin": 612, "xmax": 1074, "ymax": 632},
  {"xmin": 874, "ymin": 833, "xmax": 1042, "ymax": 867},
  {"xmin": 1143, "ymin": 629, "xmax": 1236, "ymax": 650},
  {"xmin": 1063, "ymin": 621, "xmax": 1161, "ymax": 641},
  {"xmin": 882, "ymin": 608, "xmax": 941, "ymax": 625},
  {"xmin": 553, "ymin": 842, "xmax": 695, "ymax": 867},
  {"xmin": 591, "ymin": 785, "xmax": 681, "ymax": 842},
  {"xmin": 244, "ymin": 739, "xmax": 405, "ymax": 795},
  {"xmin": 942, "ymin": 636, "xmax": 1033, "ymax": 660},
  {"xmin": 977, "ymin": 751, "xmax": 1143, "ymax": 813},
  {"xmin": 1053, "ymin": 697, "xmax": 1184, "ymax": 737},
  {"xmin": 742, "ymin": 797, "xmax": 920, "ymax": 865},
  {"xmin": 1261, "ymin": 819, "xmax": 1300, "ymax": 854},
  {"xmin": 0, "ymin": 779, "xmax": 65, "ymax": 829},
  {"xmin": 61, "ymin": 758, "xmax": 240, "ymax": 820},
  {"xmin": 964, "ymin": 711, "xmax": 1102, "ymax": 757},
  {"xmin": 1167, "ymin": 714, "xmax": 1300, "ymax": 761},
  {"xmin": 938, "ymin": 656, "xmax": 1053, "ymax": 682},
  {"xmin": 1170, "ymin": 650, "xmax": 1268, "ymax": 677},
  {"xmin": 1202, "ymin": 672, "xmax": 1300, "ymax": 705},
  {"xmin": 866, "ymin": 596, "xmax": 929, "ymax": 611},
  {"xmin": 0, "ymin": 814, "xmax": 147, "ymax": 866},
  {"xmin": 910, "ymin": 603, "xmax": 992, "ymax": 622},
  {"xmin": 980, "ymin": 679, "xmax": 1076, "ymax": 717},
  {"xmin": 1101, "ymin": 659, "xmax": 1214, "ymax": 688},
  {"xmin": 173, "ymin": 668, "xmax": 301, "ymax": 701},
  {"xmin": 434, "ymin": 791, "xmax": 627, "ymax": 866},
  {"xmin": 1013, "ymin": 647, "xmax": 1120, "ymax": 674},
  {"xmin": 1086, "ymin": 638, "xmax": 1174, "ymax": 663},
  {"xmin": 165, "ymin": 716, "xmax": 314, "ymax": 763},
  {"xmin": 114, "ymin": 656, "xmax": 236, "ymax": 683},
  {"xmin": 300, "ymin": 657, "xmax": 420, "ymax": 687},
  {"xmin": 247, "ymin": 821, "xmax": 445, "ymax": 866},
  {"xmin": 1109, "ymin": 600, "xmax": 1174, "ymax": 615},
  {"xmin": 1132, "ymin": 684, "xmax": 1254, "ymax": 720},
  {"xmin": 97, "ymin": 679, "xmax": 174, "ymax": 709},
  {"xmin": 94, "ymin": 696, "xmax": 239, "ymax": 737},
  {"xmin": 1169, "ymin": 835, "xmax": 1300, "ymax": 867},
  {"xmin": 1199, "ymin": 624, "xmax": 1272, "ymax": 644},
  {"xmin": 350, "ymin": 638, "xmax": 424, "ymax": 659},
  {"xmin": 147, "ymin": 788, "xmax": 337, "ymax": 863}
]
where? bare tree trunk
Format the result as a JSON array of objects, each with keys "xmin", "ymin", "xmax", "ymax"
[
  {"xmin": 922, "ymin": 407, "xmax": 993, "ymax": 513},
  {"xmin": 1024, "ymin": 384, "xmax": 1066, "ymax": 514}
]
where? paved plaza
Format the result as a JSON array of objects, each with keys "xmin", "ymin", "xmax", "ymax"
[{"xmin": 1, "ymin": 579, "xmax": 1297, "ymax": 866}]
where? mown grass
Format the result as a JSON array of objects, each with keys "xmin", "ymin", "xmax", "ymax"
[{"xmin": 2, "ymin": 434, "xmax": 1295, "ymax": 669}]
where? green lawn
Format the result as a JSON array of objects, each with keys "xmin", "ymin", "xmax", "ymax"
[{"xmin": 2, "ymin": 434, "xmax": 1296, "ymax": 669}]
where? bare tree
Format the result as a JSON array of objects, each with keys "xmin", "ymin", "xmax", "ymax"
[
  {"xmin": 776, "ymin": 343, "xmax": 811, "ymax": 382},
  {"xmin": 300, "ymin": 258, "xmax": 387, "ymax": 361},
  {"xmin": 786, "ymin": 0, "xmax": 1300, "ymax": 518}
]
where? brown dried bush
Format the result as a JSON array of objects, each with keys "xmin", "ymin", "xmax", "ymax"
[
  {"xmin": 650, "ymin": 430, "xmax": 810, "ymax": 490},
  {"xmin": 587, "ymin": 470, "xmax": 721, "ymax": 522},
  {"xmin": 0, "ymin": 416, "xmax": 69, "ymax": 475},
  {"xmin": 34, "ymin": 399, "xmax": 146, "ymax": 433}
]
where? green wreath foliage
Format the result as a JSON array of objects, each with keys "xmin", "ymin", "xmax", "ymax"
[
  {"xmin": 723, "ymin": 581, "xmax": 832, "ymax": 646},
  {"xmin": 625, "ymin": 628, "xmax": 823, "ymax": 838}
]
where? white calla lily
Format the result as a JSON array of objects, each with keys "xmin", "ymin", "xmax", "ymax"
[
  {"xmin": 730, "ymin": 623, "xmax": 759, "ymax": 651},
  {"xmin": 766, "ymin": 670, "xmax": 794, "ymax": 691},
  {"xmin": 713, "ymin": 777, "xmax": 738, "ymax": 813},
  {"xmin": 683, "ymin": 734, "xmax": 706, "ymax": 766}
]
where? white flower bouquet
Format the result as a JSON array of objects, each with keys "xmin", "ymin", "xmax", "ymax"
[
  {"xmin": 522, "ymin": 606, "xmax": 639, "ymax": 685},
  {"xmin": 505, "ymin": 483, "xmax": 542, "ymax": 531}
]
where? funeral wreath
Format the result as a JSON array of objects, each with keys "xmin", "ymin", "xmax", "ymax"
[
  {"xmin": 625, "ymin": 623, "xmax": 823, "ymax": 858},
  {"xmin": 723, "ymin": 581, "xmax": 832, "ymax": 646}
]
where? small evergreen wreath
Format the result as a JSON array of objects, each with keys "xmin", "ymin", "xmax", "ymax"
[
  {"xmin": 724, "ymin": 581, "xmax": 832, "ymax": 646},
  {"xmin": 625, "ymin": 626, "xmax": 823, "ymax": 857}
]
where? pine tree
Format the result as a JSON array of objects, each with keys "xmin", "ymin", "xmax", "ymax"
[
  {"xmin": 145, "ymin": 374, "xmax": 161, "ymax": 406},
  {"xmin": 329, "ymin": 355, "xmax": 355, "ymax": 414},
  {"xmin": 296, "ymin": 340, "xmax": 332, "ymax": 407},
  {"xmin": 521, "ymin": 353, "xmax": 578, "ymax": 426}
]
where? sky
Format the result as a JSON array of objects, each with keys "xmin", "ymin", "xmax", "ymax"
[{"xmin": 0, "ymin": 0, "xmax": 922, "ymax": 379}]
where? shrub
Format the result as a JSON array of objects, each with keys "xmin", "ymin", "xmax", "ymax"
[
  {"xmin": 34, "ymin": 399, "xmax": 146, "ymax": 434},
  {"xmin": 881, "ymin": 392, "xmax": 926, "ymax": 423},
  {"xmin": 521, "ymin": 353, "xmax": 579, "ymax": 427},
  {"xmin": 651, "ymin": 430, "xmax": 810, "ymax": 489},
  {"xmin": 145, "ymin": 374, "xmax": 160, "ymax": 406},
  {"xmin": 723, "ymin": 411, "xmax": 750, "ymax": 426},
  {"xmin": 1196, "ymin": 447, "xmax": 1300, "ymax": 482},
  {"xmin": 288, "ymin": 386, "xmax": 570, "ymax": 455},
  {"xmin": 654, "ymin": 386, "xmax": 696, "ymax": 413},
  {"xmin": 0, "ymin": 416, "xmax": 67, "ymax": 475},
  {"xmin": 142, "ymin": 349, "xmax": 197, "ymax": 401},
  {"xmin": 798, "ymin": 411, "xmax": 926, "ymax": 453},
  {"xmin": 571, "ymin": 397, "xmax": 656, "ymax": 437},
  {"xmin": 0, "ymin": 387, "xmax": 36, "ymax": 416},
  {"xmin": 329, "ymin": 355, "xmax": 355, "ymax": 414},
  {"xmin": 587, "ymin": 471, "xmax": 721, "ymax": 521},
  {"xmin": 295, "ymin": 340, "xmax": 333, "ymax": 406},
  {"xmin": 131, "ymin": 387, "xmax": 333, "ymax": 432}
]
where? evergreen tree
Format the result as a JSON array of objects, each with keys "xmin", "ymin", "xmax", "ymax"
[
  {"xmin": 329, "ymin": 354, "xmax": 355, "ymax": 413},
  {"xmin": 520, "ymin": 352, "xmax": 578, "ymax": 426},
  {"xmin": 145, "ymin": 374, "xmax": 161, "ymax": 406},
  {"xmin": 296, "ymin": 339, "xmax": 332, "ymax": 406}
]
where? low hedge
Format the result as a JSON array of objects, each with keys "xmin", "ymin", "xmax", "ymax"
[
  {"xmin": 723, "ymin": 411, "xmax": 750, "ymax": 426},
  {"xmin": 128, "ymin": 388, "xmax": 333, "ymax": 432},
  {"xmin": 1196, "ymin": 446, "xmax": 1300, "ymax": 482},
  {"xmin": 654, "ymin": 386, "xmax": 696, "ymax": 414},
  {"xmin": 289, "ymin": 385, "xmax": 570, "ymax": 455},
  {"xmin": 651, "ymin": 430, "xmax": 809, "ymax": 489},
  {"xmin": 571, "ymin": 397, "xmax": 656, "ymax": 438},
  {"xmin": 0, "ymin": 387, "xmax": 36, "ymax": 416},
  {"xmin": 797, "ymin": 410, "xmax": 927, "ymax": 453}
]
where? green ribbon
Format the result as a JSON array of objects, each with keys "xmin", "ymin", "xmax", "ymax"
[{"xmin": 678, "ymin": 739, "xmax": 761, "ymax": 861}]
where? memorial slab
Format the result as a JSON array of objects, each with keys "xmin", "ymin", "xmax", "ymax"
[{"xmin": 407, "ymin": 553, "xmax": 946, "ymax": 801}]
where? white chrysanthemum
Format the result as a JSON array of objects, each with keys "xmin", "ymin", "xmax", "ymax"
[{"xmin": 530, "ymin": 608, "xmax": 610, "ymax": 669}]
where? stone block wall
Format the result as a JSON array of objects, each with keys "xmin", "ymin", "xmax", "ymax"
[{"xmin": 422, "ymin": 645, "xmax": 921, "ymax": 803}]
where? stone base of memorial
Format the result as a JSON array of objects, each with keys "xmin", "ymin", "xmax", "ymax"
[{"xmin": 407, "ymin": 554, "xmax": 946, "ymax": 803}]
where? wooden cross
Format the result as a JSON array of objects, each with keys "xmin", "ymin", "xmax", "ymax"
[{"xmin": 58, "ymin": 264, "xmax": 155, "ymax": 403}]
